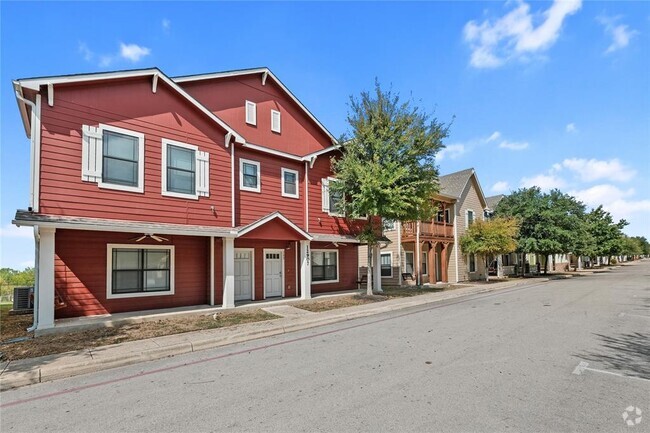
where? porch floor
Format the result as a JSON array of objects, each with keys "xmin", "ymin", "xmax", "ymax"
[{"xmin": 46, "ymin": 289, "xmax": 360, "ymax": 335}]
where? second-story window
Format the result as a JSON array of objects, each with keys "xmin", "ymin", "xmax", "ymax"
[
  {"xmin": 245, "ymin": 101, "xmax": 257, "ymax": 125},
  {"xmin": 321, "ymin": 178, "xmax": 343, "ymax": 217},
  {"xmin": 161, "ymin": 139, "xmax": 210, "ymax": 199},
  {"xmin": 383, "ymin": 219, "xmax": 396, "ymax": 231},
  {"xmin": 240, "ymin": 158, "xmax": 261, "ymax": 193},
  {"xmin": 281, "ymin": 168, "xmax": 299, "ymax": 198},
  {"xmin": 466, "ymin": 209, "xmax": 475, "ymax": 227},
  {"xmin": 82, "ymin": 124, "xmax": 145, "ymax": 194},
  {"xmin": 445, "ymin": 209, "xmax": 450, "ymax": 223},
  {"xmin": 103, "ymin": 130, "xmax": 139, "ymax": 188}
]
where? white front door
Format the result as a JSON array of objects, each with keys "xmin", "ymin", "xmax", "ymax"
[
  {"xmin": 234, "ymin": 249, "xmax": 253, "ymax": 301},
  {"xmin": 264, "ymin": 249, "xmax": 283, "ymax": 298}
]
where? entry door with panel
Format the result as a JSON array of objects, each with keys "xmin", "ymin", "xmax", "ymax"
[
  {"xmin": 264, "ymin": 250, "xmax": 283, "ymax": 298},
  {"xmin": 234, "ymin": 250, "xmax": 253, "ymax": 301}
]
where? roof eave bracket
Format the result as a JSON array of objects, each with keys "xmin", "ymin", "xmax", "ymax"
[
  {"xmin": 152, "ymin": 73, "xmax": 159, "ymax": 93},
  {"xmin": 261, "ymin": 71, "xmax": 268, "ymax": 86},
  {"xmin": 47, "ymin": 83, "xmax": 54, "ymax": 107}
]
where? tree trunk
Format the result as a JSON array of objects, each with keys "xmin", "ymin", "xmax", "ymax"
[
  {"xmin": 367, "ymin": 244, "xmax": 373, "ymax": 296},
  {"xmin": 485, "ymin": 256, "xmax": 489, "ymax": 282},
  {"xmin": 543, "ymin": 254, "xmax": 548, "ymax": 275}
]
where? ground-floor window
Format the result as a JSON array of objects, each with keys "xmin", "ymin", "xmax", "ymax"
[
  {"xmin": 381, "ymin": 252, "xmax": 392, "ymax": 277},
  {"xmin": 405, "ymin": 251, "xmax": 414, "ymax": 274},
  {"xmin": 469, "ymin": 253, "xmax": 476, "ymax": 273},
  {"xmin": 312, "ymin": 250, "xmax": 338, "ymax": 283},
  {"xmin": 502, "ymin": 254, "xmax": 510, "ymax": 266},
  {"xmin": 107, "ymin": 245, "xmax": 174, "ymax": 298}
]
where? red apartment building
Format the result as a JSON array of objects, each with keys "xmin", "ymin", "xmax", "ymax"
[{"xmin": 12, "ymin": 67, "xmax": 362, "ymax": 333}]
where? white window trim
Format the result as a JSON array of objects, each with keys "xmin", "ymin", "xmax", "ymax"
[
  {"xmin": 380, "ymin": 251, "xmax": 393, "ymax": 279},
  {"xmin": 465, "ymin": 209, "xmax": 475, "ymax": 228},
  {"xmin": 97, "ymin": 124, "xmax": 145, "ymax": 194},
  {"xmin": 468, "ymin": 253, "xmax": 476, "ymax": 273},
  {"xmin": 421, "ymin": 251, "xmax": 428, "ymax": 276},
  {"xmin": 106, "ymin": 244, "xmax": 175, "ymax": 299},
  {"xmin": 271, "ymin": 109, "xmax": 281, "ymax": 133},
  {"xmin": 161, "ymin": 138, "xmax": 199, "ymax": 200},
  {"xmin": 240, "ymin": 158, "xmax": 261, "ymax": 193},
  {"xmin": 326, "ymin": 177, "xmax": 344, "ymax": 217},
  {"xmin": 281, "ymin": 167, "xmax": 299, "ymax": 199},
  {"xmin": 245, "ymin": 100, "xmax": 257, "ymax": 125},
  {"xmin": 311, "ymin": 249, "xmax": 339, "ymax": 285}
]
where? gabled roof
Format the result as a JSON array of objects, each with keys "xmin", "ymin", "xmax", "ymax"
[
  {"xmin": 439, "ymin": 168, "xmax": 488, "ymax": 209},
  {"xmin": 13, "ymin": 68, "xmax": 245, "ymax": 144},
  {"xmin": 485, "ymin": 194, "xmax": 505, "ymax": 210},
  {"xmin": 173, "ymin": 67, "xmax": 338, "ymax": 145},
  {"xmin": 235, "ymin": 211, "xmax": 312, "ymax": 240}
]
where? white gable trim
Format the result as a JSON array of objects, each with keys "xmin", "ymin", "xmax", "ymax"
[{"xmin": 236, "ymin": 211, "xmax": 312, "ymax": 240}]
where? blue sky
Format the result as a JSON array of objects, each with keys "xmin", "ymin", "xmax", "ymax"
[{"xmin": 1, "ymin": 1, "xmax": 648, "ymax": 269}]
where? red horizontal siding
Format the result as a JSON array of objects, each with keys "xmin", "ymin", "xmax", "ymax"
[
  {"xmin": 54, "ymin": 229, "xmax": 209, "ymax": 318},
  {"xmin": 38, "ymin": 78, "xmax": 233, "ymax": 227},
  {"xmin": 180, "ymin": 75, "xmax": 332, "ymax": 156},
  {"xmin": 310, "ymin": 242, "xmax": 358, "ymax": 294},
  {"xmin": 235, "ymin": 149, "xmax": 305, "ymax": 227}
]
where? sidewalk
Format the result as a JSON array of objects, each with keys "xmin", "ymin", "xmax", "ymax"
[{"xmin": 0, "ymin": 277, "xmax": 551, "ymax": 391}]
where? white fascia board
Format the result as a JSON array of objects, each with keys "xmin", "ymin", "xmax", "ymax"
[
  {"xmin": 174, "ymin": 68, "xmax": 337, "ymax": 144},
  {"xmin": 13, "ymin": 81, "xmax": 32, "ymax": 138},
  {"xmin": 13, "ymin": 218, "xmax": 238, "ymax": 238},
  {"xmin": 301, "ymin": 144, "xmax": 341, "ymax": 161},
  {"xmin": 242, "ymin": 142, "xmax": 303, "ymax": 161},
  {"xmin": 236, "ymin": 212, "xmax": 313, "ymax": 240},
  {"xmin": 14, "ymin": 68, "xmax": 246, "ymax": 145}
]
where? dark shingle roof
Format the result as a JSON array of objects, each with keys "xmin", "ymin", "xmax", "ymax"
[
  {"xmin": 439, "ymin": 168, "xmax": 475, "ymax": 198},
  {"xmin": 486, "ymin": 194, "xmax": 505, "ymax": 210}
]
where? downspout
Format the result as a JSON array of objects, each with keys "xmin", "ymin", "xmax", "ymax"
[
  {"xmin": 304, "ymin": 161, "xmax": 309, "ymax": 231},
  {"xmin": 27, "ymin": 226, "xmax": 40, "ymax": 332},
  {"xmin": 453, "ymin": 202, "xmax": 459, "ymax": 283},
  {"xmin": 230, "ymin": 143, "xmax": 235, "ymax": 227},
  {"xmin": 415, "ymin": 221, "xmax": 420, "ymax": 285},
  {"xmin": 397, "ymin": 221, "xmax": 402, "ymax": 287}
]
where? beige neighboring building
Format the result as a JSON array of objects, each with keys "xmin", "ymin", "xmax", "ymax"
[{"xmin": 359, "ymin": 168, "xmax": 490, "ymax": 285}]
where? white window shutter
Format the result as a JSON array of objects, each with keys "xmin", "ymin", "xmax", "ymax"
[
  {"xmin": 81, "ymin": 125, "xmax": 102, "ymax": 182},
  {"xmin": 271, "ymin": 110, "xmax": 281, "ymax": 133},
  {"xmin": 245, "ymin": 101, "xmax": 256, "ymax": 125},
  {"xmin": 196, "ymin": 151, "xmax": 210, "ymax": 197},
  {"xmin": 321, "ymin": 178, "xmax": 329, "ymax": 212}
]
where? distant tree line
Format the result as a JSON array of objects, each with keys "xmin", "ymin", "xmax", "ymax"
[{"xmin": 461, "ymin": 186, "xmax": 649, "ymax": 276}]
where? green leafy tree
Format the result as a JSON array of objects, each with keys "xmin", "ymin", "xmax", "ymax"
[
  {"xmin": 586, "ymin": 206, "xmax": 628, "ymax": 265},
  {"xmin": 460, "ymin": 217, "xmax": 519, "ymax": 281},
  {"xmin": 331, "ymin": 81, "xmax": 450, "ymax": 294},
  {"xmin": 495, "ymin": 187, "xmax": 586, "ymax": 274}
]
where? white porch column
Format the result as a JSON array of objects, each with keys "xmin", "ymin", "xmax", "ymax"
[
  {"xmin": 37, "ymin": 227, "xmax": 56, "ymax": 330},
  {"xmin": 577, "ymin": 256, "xmax": 583, "ymax": 270},
  {"xmin": 209, "ymin": 236, "xmax": 215, "ymax": 306},
  {"xmin": 372, "ymin": 244, "xmax": 382, "ymax": 293},
  {"xmin": 222, "ymin": 238, "xmax": 235, "ymax": 308},
  {"xmin": 300, "ymin": 240, "xmax": 312, "ymax": 300}
]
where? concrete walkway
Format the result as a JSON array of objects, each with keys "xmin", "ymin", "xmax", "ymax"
[{"xmin": 0, "ymin": 276, "xmax": 564, "ymax": 391}]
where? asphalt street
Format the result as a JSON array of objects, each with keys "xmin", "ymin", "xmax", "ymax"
[{"xmin": 1, "ymin": 263, "xmax": 649, "ymax": 432}]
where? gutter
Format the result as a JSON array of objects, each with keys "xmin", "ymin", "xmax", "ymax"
[{"xmin": 453, "ymin": 202, "xmax": 459, "ymax": 283}]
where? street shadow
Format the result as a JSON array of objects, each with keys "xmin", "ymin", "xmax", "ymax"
[{"xmin": 575, "ymin": 332, "xmax": 650, "ymax": 380}]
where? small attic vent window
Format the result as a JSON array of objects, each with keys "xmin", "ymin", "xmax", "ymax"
[
  {"xmin": 245, "ymin": 100, "xmax": 257, "ymax": 125},
  {"xmin": 271, "ymin": 110, "xmax": 281, "ymax": 133}
]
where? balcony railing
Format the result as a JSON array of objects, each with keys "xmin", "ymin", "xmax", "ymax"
[{"xmin": 402, "ymin": 221, "xmax": 454, "ymax": 239}]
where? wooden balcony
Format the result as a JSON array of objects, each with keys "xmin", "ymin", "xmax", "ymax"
[{"xmin": 401, "ymin": 221, "xmax": 454, "ymax": 242}]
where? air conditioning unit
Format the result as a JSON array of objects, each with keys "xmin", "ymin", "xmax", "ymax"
[{"xmin": 12, "ymin": 286, "xmax": 33, "ymax": 311}]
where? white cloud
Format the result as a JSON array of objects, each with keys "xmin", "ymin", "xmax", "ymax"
[
  {"xmin": 78, "ymin": 42, "xmax": 93, "ymax": 61},
  {"xmin": 438, "ymin": 144, "xmax": 467, "ymax": 161},
  {"xmin": 0, "ymin": 224, "xmax": 33, "ymax": 239},
  {"xmin": 486, "ymin": 131, "xmax": 501, "ymax": 142},
  {"xmin": 566, "ymin": 123, "xmax": 577, "ymax": 133},
  {"xmin": 597, "ymin": 15, "xmax": 638, "ymax": 54},
  {"xmin": 491, "ymin": 181, "xmax": 510, "ymax": 193},
  {"xmin": 498, "ymin": 140, "xmax": 529, "ymax": 150},
  {"xmin": 463, "ymin": 0, "xmax": 582, "ymax": 68},
  {"xmin": 120, "ymin": 43, "xmax": 151, "ymax": 62},
  {"xmin": 570, "ymin": 184, "xmax": 650, "ymax": 223},
  {"xmin": 561, "ymin": 158, "xmax": 636, "ymax": 182},
  {"xmin": 162, "ymin": 18, "xmax": 171, "ymax": 31},
  {"xmin": 520, "ymin": 173, "xmax": 566, "ymax": 190}
]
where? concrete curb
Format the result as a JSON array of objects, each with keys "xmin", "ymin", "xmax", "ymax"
[{"xmin": 0, "ymin": 277, "xmax": 549, "ymax": 391}]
